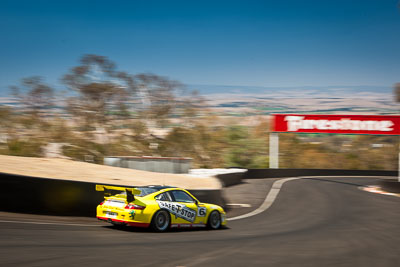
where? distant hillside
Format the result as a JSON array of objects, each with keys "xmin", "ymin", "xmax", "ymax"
[
  {"xmin": 187, "ymin": 84, "xmax": 392, "ymax": 96},
  {"xmin": 1, "ymin": 84, "xmax": 392, "ymax": 97},
  {"xmin": 188, "ymin": 84, "xmax": 397, "ymax": 116}
]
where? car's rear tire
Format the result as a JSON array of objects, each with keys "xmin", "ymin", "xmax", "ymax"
[
  {"xmin": 207, "ymin": 210, "xmax": 221, "ymax": 230},
  {"xmin": 151, "ymin": 210, "xmax": 170, "ymax": 232}
]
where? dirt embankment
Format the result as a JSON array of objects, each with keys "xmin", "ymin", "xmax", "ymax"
[{"xmin": 0, "ymin": 155, "xmax": 221, "ymax": 190}]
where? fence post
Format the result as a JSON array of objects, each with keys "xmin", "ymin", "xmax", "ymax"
[{"xmin": 269, "ymin": 132, "xmax": 279, "ymax": 168}]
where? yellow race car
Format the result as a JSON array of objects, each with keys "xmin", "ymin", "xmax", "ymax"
[{"xmin": 96, "ymin": 185, "xmax": 227, "ymax": 231}]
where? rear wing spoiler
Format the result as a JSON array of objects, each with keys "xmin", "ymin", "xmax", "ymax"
[{"xmin": 96, "ymin": 185, "xmax": 141, "ymax": 202}]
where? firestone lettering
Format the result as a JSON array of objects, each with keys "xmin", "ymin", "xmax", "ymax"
[{"xmin": 284, "ymin": 116, "xmax": 394, "ymax": 132}]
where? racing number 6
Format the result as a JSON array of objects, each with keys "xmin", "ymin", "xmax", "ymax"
[{"xmin": 198, "ymin": 207, "xmax": 206, "ymax": 217}]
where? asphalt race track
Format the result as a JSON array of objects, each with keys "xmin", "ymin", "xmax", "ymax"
[{"xmin": 1, "ymin": 177, "xmax": 399, "ymax": 267}]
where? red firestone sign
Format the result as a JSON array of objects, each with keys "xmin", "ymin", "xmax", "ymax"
[{"xmin": 271, "ymin": 114, "xmax": 400, "ymax": 135}]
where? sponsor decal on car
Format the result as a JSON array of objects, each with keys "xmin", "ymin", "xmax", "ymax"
[
  {"xmin": 104, "ymin": 211, "xmax": 118, "ymax": 218},
  {"xmin": 129, "ymin": 210, "xmax": 135, "ymax": 219},
  {"xmin": 157, "ymin": 201, "xmax": 196, "ymax": 222}
]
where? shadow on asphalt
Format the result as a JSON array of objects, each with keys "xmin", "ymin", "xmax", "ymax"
[{"xmin": 103, "ymin": 225, "xmax": 230, "ymax": 233}]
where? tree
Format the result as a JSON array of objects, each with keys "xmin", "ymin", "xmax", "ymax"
[
  {"xmin": 10, "ymin": 76, "xmax": 54, "ymax": 119},
  {"xmin": 135, "ymin": 73, "xmax": 183, "ymax": 127},
  {"xmin": 224, "ymin": 125, "xmax": 269, "ymax": 168},
  {"xmin": 62, "ymin": 54, "xmax": 136, "ymax": 128},
  {"xmin": 160, "ymin": 127, "xmax": 195, "ymax": 157},
  {"xmin": 0, "ymin": 106, "xmax": 12, "ymax": 127},
  {"xmin": 179, "ymin": 90, "xmax": 206, "ymax": 127}
]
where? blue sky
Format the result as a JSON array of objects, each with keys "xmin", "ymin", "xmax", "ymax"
[{"xmin": 0, "ymin": 0, "xmax": 399, "ymax": 95}]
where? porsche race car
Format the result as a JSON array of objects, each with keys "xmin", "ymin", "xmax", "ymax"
[{"xmin": 96, "ymin": 185, "xmax": 227, "ymax": 231}]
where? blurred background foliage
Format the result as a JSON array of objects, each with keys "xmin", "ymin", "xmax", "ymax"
[{"xmin": 0, "ymin": 54, "xmax": 398, "ymax": 170}]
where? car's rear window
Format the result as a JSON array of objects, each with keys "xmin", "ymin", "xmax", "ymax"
[
  {"xmin": 115, "ymin": 187, "xmax": 163, "ymax": 197},
  {"xmin": 135, "ymin": 187, "xmax": 159, "ymax": 196}
]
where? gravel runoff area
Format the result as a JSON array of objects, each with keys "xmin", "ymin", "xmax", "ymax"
[{"xmin": 0, "ymin": 155, "xmax": 222, "ymax": 190}]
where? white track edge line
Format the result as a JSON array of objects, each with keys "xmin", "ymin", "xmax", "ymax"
[{"xmin": 227, "ymin": 177, "xmax": 301, "ymax": 221}]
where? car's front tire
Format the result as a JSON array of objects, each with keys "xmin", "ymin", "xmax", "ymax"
[
  {"xmin": 151, "ymin": 210, "xmax": 170, "ymax": 232},
  {"xmin": 207, "ymin": 210, "xmax": 221, "ymax": 230}
]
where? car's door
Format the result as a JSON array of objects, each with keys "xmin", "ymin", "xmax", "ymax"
[
  {"xmin": 154, "ymin": 191, "xmax": 180, "ymax": 224},
  {"xmin": 169, "ymin": 190, "xmax": 205, "ymax": 226}
]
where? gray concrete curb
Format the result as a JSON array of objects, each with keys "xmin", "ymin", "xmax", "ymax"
[
  {"xmin": 216, "ymin": 172, "xmax": 245, "ymax": 187},
  {"xmin": 379, "ymin": 179, "xmax": 400, "ymax": 193},
  {"xmin": 245, "ymin": 169, "xmax": 397, "ymax": 179}
]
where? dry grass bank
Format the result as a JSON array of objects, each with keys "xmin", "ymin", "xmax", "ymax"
[{"xmin": 0, "ymin": 155, "xmax": 221, "ymax": 189}]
